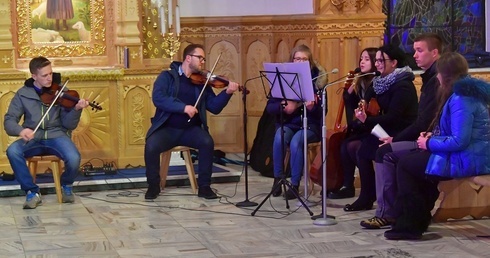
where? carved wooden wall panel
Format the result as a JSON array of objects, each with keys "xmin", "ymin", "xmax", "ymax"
[
  {"xmin": 118, "ymin": 78, "xmax": 155, "ymax": 167},
  {"xmin": 244, "ymin": 39, "xmax": 271, "ymax": 148},
  {"xmin": 276, "ymin": 40, "xmax": 290, "ymax": 63},
  {"xmin": 207, "ymin": 40, "xmax": 242, "ymax": 152},
  {"xmin": 318, "ymin": 0, "xmax": 382, "ymax": 15}
]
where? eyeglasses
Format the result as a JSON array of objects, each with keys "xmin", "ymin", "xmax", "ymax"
[
  {"xmin": 293, "ymin": 57, "xmax": 309, "ymax": 62},
  {"xmin": 375, "ymin": 58, "xmax": 392, "ymax": 64},
  {"xmin": 190, "ymin": 54, "xmax": 206, "ymax": 62}
]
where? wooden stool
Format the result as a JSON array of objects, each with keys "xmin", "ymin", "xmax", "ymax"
[
  {"xmin": 433, "ymin": 175, "xmax": 490, "ymax": 222},
  {"xmin": 159, "ymin": 146, "xmax": 198, "ymax": 194},
  {"xmin": 26, "ymin": 155, "xmax": 64, "ymax": 203}
]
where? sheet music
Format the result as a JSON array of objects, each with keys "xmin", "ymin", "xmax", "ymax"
[{"xmin": 262, "ymin": 62, "xmax": 315, "ymax": 102}]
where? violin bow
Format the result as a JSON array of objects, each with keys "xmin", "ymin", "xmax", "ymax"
[
  {"xmin": 30, "ymin": 79, "xmax": 70, "ymax": 138},
  {"xmin": 188, "ymin": 52, "xmax": 222, "ymax": 122}
]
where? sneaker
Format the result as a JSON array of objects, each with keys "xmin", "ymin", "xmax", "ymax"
[
  {"xmin": 23, "ymin": 191, "xmax": 42, "ymax": 209},
  {"xmin": 360, "ymin": 216, "xmax": 394, "ymax": 229},
  {"xmin": 198, "ymin": 186, "xmax": 218, "ymax": 199},
  {"xmin": 284, "ymin": 185, "xmax": 299, "ymax": 200},
  {"xmin": 62, "ymin": 185, "xmax": 75, "ymax": 203},
  {"xmin": 145, "ymin": 186, "xmax": 161, "ymax": 200},
  {"xmin": 328, "ymin": 186, "xmax": 355, "ymax": 199}
]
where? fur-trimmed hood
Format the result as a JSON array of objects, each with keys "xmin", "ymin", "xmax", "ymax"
[{"xmin": 453, "ymin": 76, "xmax": 490, "ymax": 104}]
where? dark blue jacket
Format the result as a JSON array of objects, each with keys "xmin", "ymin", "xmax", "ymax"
[
  {"xmin": 426, "ymin": 77, "xmax": 490, "ymax": 178},
  {"xmin": 146, "ymin": 61, "xmax": 233, "ymax": 139}
]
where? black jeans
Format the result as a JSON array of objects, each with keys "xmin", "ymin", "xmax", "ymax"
[
  {"xmin": 393, "ymin": 150, "xmax": 441, "ymax": 233},
  {"xmin": 144, "ymin": 125, "xmax": 214, "ymax": 188}
]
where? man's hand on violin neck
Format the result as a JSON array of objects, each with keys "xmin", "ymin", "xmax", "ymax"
[
  {"xmin": 184, "ymin": 105, "xmax": 198, "ymax": 118},
  {"xmin": 74, "ymin": 99, "xmax": 90, "ymax": 111},
  {"xmin": 225, "ymin": 81, "xmax": 239, "ymax": 94}
]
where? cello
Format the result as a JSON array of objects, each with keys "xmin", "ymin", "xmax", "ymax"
[{"xmin": 309, "ymin": 71, "xmax": 356, "ymax": 191}]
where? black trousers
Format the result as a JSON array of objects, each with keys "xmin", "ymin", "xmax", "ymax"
[
  {"xmin": 393, "ymin": 150, "xmax": 441, "ymax": 233},
  {"xmin": 144, "ymin": 125, "xmax": 214, "ymax": 188}
]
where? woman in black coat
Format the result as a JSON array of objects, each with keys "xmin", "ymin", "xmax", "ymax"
[{"xmin": 343, "ymin": 45, "xmax": 419, "ymax": 211}]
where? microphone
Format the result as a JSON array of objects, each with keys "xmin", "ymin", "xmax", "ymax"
[
  {"xmin": 355, "ymin": 71, "xmax": 381, "ymax": 78},
  {"xmin": 312, "ymin": 68, "xmax": 339, "ymax": 81},
  {"xmin": 320, "ymin": 71, "xmax": 380, "ymax": 89}
]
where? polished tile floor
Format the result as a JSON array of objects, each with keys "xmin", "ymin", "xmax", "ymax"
[{"xmin": 1, "ymin": 159, "xmax": 490, "ymax": 257}]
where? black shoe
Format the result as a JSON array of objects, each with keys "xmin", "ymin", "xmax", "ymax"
[
  {"xmin": 384, "ymin": 229, "xmax": 422, "ymax": 240},
  {"xmin": 271, "ymin": 178, "xmax": 282, "ymax": 197},
  {"xmin": 198, "ymin": 186, "xmax": 218, "ymax": 199},
  {"xmin": 284, "ymin": 185, "xmax": 299, "ymax": 200},
  {"xmin": 145, "ymin": 186, "xmax": 161, "ymax": 200},
  {"xmin": 328, "ymin": 186, "xmax": 355, "ymax": 199},
  {"xmin": 343, "ymin": 199, "xmax": 374, "ymax": 212}
]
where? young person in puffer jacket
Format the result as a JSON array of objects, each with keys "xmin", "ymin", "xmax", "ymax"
[{"xmin": 384, "ymin": 52, "xmax": 490, "ymax": 240}]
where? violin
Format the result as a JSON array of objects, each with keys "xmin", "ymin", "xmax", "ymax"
[
  {"xmin": 41, "ymin": 81, "xmax": 102, "ymax": 111},
  {"xmin": 189, "ymin": 70, "xmax": 249, "ymax": 94}
]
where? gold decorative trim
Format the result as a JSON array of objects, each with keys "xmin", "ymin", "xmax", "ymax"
[
  {"xmin": 0, "ymin": 71, "xmax": 29, "ymax": 80},
  {"xmin": 123, "ymin": 69, "xmax": 164, "ymax": 76},
  {"xmin": 16, "ymin": 0, "xmax": 106, "ymax": 57},
  {"xmin": 122, "ymin": 85, "xmax": 152, "ymax": 99},
  {"xmin": 59, "ymin": 69, "xmax": 124, "ymax": 81},
  {"xmin": 182, "ymin": 21, "xmax": 384, "ymax": 34},
  {"xmin": 0, "ymin": 50, "xmax": 14, "ymax": 69}
]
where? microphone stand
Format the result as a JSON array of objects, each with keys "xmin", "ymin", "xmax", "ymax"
[
  {"xmin": 310, "ymin": 71, "xmax": 376, "ymax": 223},
  {"xmin": 236, "ymin": 76, "xmax": 263, "ymax": 208},
  {"xmin": 297, "ymin": 68, "xmax": 339, "ymax": 208},
  {"xmin": 313, "ymin": 79, "xmax": 338, "ymax": 226}
]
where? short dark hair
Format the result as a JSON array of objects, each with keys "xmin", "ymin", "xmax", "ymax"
[
  {"xmin": 29, "ymin": 56, "xmax": 51, "ymax": 74},
  {"xmin": 414, "ymin": 33, "xmax": 443, "ymax": 53},
  {"xmin": 378, "ymin": 44, "xmax": 406, "ymax": 68},
  {"xmin": 182, "ymin": 44, "xmax": 205, "ymax": 61}
]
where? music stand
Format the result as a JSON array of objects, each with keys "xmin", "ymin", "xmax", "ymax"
[{"xmin": 251, "ymin": 62, "xmax": 314, "ymax": 216}]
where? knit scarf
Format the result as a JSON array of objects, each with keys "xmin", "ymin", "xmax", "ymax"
[{"xmin": 373, "ymin": 66, "xmax": 414, "ymax": 95}]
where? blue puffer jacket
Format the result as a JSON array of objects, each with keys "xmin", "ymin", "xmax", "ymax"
[{"xmin": 426, "ymin": 77, "xmax": 490, "ymax": 178}]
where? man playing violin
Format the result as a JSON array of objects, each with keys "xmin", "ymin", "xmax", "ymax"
[
  {"xmin": 4, "ymin": 56, "xmax": 90, "ymax": 209},
  {"xmin": 144, "ymin": 43, "xmax": 239, "ymax": 200}
]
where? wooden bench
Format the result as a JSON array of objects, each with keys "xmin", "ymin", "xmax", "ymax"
[{"xmin": 433, "ymin": 174, "xmax": 490, "ymax": 222}]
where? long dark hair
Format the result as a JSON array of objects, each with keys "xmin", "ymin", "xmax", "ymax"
[
  {"xmin": 354, "ymin": 47, "xmax": 377, "ymax": 95},
  {"xmin": 428, "ymin": 52, "xmax": 469, "ymax": 131}
]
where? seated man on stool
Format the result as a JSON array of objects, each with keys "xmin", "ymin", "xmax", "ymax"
[
  {"xmin": 144, "ymin": 44, "xmax": 239, "ymax": 200},
  {"xmin": 4, "ymin": 56, "xmax": 90, "ymax": 209}
]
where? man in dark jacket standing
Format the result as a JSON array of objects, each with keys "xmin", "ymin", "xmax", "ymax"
[
  {"xmin": 360, "ymin": 33, "xmax": 443, "ymax": 229},
  {"xmin": 144, "ymin": 44, "xmax": 239, "ymax": 200}
]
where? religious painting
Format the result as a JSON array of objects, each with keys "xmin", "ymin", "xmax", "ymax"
[{"xmin": 15, "ymin": 0, "xmax": 106, "ymax": 58}]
